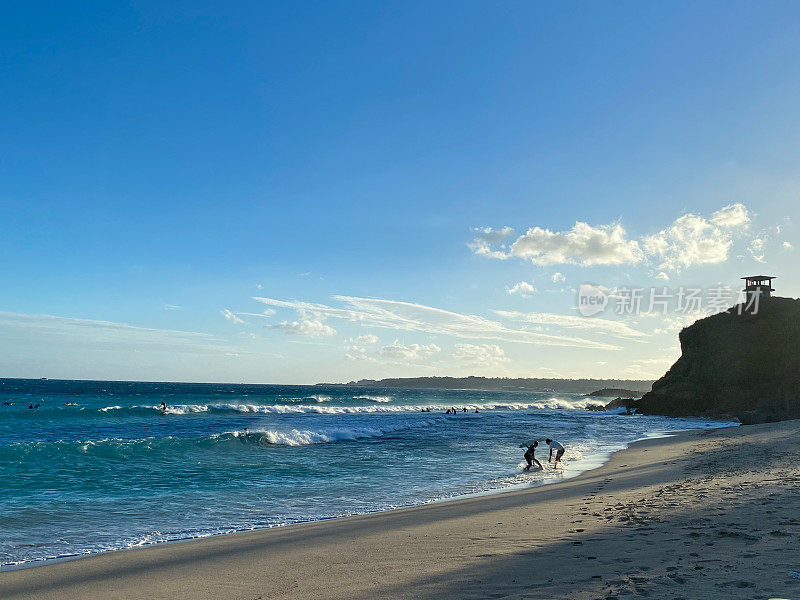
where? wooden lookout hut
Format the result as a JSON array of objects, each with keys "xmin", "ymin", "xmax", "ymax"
[{"xmin": 741, "ymin": 275, "xmax": 775, "ymax": 303}]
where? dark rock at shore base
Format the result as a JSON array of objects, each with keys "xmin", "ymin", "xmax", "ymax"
[
  {"xmin": 637, "ymin": 296, "xmax": 800, "ymax": 424},
  {"xmin": 604, "ymin": 397, "xmax": 639, "ymax": 410}
]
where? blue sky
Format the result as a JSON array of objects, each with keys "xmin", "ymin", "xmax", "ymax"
[{"xmin": 1, "ymin": 1, "xmax": 799, "ymax": 383}]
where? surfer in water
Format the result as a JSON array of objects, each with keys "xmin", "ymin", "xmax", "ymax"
[
  {"xmin": 520, "ymin": 441, "xmax": 542, "ymax": 471},
  {"xmin": 159, "ymin": 400, "xmax": 167, "ymax": 413},
  {"xmin": 546, "ymin": 438, "xmax": 565, "ymax": 468}
]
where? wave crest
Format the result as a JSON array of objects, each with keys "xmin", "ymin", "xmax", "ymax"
[
  {"xmin": 224, "ymin": 422, "xmax": 423, "ymax": 446},
  {"xmin": 352, "ymin": 395, "xmax": 392, "ymax": 403},
  {"xmin": 95, "ymin": 398, "xmax": 601, "ymax": 416}
]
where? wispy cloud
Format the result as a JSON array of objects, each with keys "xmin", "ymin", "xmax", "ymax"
[
  {"xmin": 0, "ymin": 311, "xmax": 241, "ymax": 355},
  {"xmin": 747, "ymin": 233, "xmax": 767, "ymax": 263},
  {"xmin": 254, "ymin": 295, "xmax": 619, "ymax": 350},
  {"xmin": 494, "ymin": 310, "xmax": 647, "ymax": 338},
  {"xmin": 220, "ymin": 309, "xmax": 244, "ymax": 325},
  {"xmin": 349, "ymin": 334, "xmax": 379, "ymax": 345}
]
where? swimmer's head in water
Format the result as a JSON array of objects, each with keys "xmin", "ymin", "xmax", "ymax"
[{"xmin": 545, "ymin": 438, "xmax": 552, "ymax": 444}]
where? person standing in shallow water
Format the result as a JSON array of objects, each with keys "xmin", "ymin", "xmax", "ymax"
[
  {"xmin": 546, "ymin": 438, "xmax": 565, "ymax": 468},
  {"xmin": 520, "ymin": 441, "xmax": 542, "ymax": 471}
]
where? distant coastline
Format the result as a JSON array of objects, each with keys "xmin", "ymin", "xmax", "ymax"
[{"xmin": 318, "ymin": 376, "xmax": 653, "ymax": 395}]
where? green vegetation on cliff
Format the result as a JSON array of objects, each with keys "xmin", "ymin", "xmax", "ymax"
[{"xmin": 638, "ymin": 296, "xmax": 800, "ymax": 422}]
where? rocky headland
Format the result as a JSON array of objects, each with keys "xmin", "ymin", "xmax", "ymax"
[{"xmin": 637, "ymin": 296, "xmax": 800, "ymax": 423}]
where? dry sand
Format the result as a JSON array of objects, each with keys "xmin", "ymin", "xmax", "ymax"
[{"xmin": 2, "ymin": 420, "xmax": 799, "ymax": 600}]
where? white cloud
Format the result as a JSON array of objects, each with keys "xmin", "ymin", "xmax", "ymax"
[
  {"xmin": 468, "ymin": 226, "xmax": 515, "ymax": 259},
  {"xmin": 474, "ymin": 203, "xmax": 754, "ymax": 272},
  {"xmin": 473, "ymin": 226, "xmax": 515, "ymax": 243},
  {"xmin": 379, "ymin": 340, "xmax": 440, "ymax": 363},
  {"xmin": 233, "ymin": 309, "xmax": 277, "ymax": 319},
  {"xmin": 710, "ymin": 203, "xmax": 751, "ymax": 228},
  {"xmin": 344, "ymin": 334, "xmax": 379, "ymax": 360},
  {"xmin": 506, "ymin": 281, "xmax": 536, "ymax": 296},
  {"xmin": 655, "ymin": 272, "xmax": 670, "ymax": 281},
  {"xmin": 642, "ymin": 214, "xmax": 733, "ymax": 272},
  {"xmin": 551, "ymin": 272, "xmax": 566, "ymax": 284},
  {"xmin": 254, "ymin": 296, "xmax": 620, "ymax": 350},
  {"xmin": 163, "ymin": 304, "xmax": 183, "ymax": 311},
  {"xmin": 507, "ymin": 222, "xmax": 643, "ymax": 266},
  {"xmin": 748, "ymin": 234, "xmax": 767, "ymax": 263},
  {"xmin": 453, "ymin": 343, "xmax": 508, "ymax": 368},
  {"xmin": 782, "ymin": 241, "xmax": 794, "ymax": 250},
  {"xmin": 495, "ymin": 310, "xmax": 647, "ymax": 338},
  {"xmin": 220, "ymin": 309, "xmax": 244, "ymax": 325},
  {"xmin": 345, "ymin": 344, "xmax": 369, "ymax": 361},
  {"xmin": 271, "ymin": 316, "xmax": 336, "ymax": 337},
  {"xmin": 471, "ymin": 222, "xmax": 643, "ymax": 266}
]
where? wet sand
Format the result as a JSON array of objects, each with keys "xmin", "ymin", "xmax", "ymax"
[{"xmin": 2, "ymin": 420, "xmax": 799, "ymax": 600}]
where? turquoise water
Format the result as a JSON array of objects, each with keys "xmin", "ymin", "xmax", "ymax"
[{"xmin": 0, "ymin": 378, "xmax": 731, "ymax": 569}]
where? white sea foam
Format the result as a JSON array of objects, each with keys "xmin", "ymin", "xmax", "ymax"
[
  {"xmin": 99, "ymin": 399, "xmax": 602, "ymax": 416},
  {"xmin": 529, "ymin": 397, "xmax": 605, "ymax": 410},
  {"xmin": 222, "ymin": 419, "xmax": 435, "ymax": 446},
  {"xmin": 307, "ymin": 395, "xmax": 332, "ymax": 403},
  {"xmin": 352, "ymin": 395, "xmax": 392, "ymax": 403}
]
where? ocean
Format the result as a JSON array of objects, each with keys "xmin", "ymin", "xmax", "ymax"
[{"xmin": 0, "ymin": 378, "xmax": 732, "ymax": 569}]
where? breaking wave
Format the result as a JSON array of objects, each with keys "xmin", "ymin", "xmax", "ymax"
[
  {"xmin": 352, "ymin": 395, "xmax": 392, "ymax": 403},
  {"xmin": 220, "ymin": 419, "xmax": 436, "ymax": 446},
  {"xmin": 2, "ymin": 419, "xmax": 439, "ymax": 460},
  {"xmin": 529, "ymin": 398, "xmax": 607, "ymax": 410},
  {"xmin": 96, "ymin": 398, "xmax": 601, "ymax": 416}
]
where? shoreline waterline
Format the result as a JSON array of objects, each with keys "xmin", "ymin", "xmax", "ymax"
[
  {"xmin": 11, "ymin": 421, "xmax": 791, "ymax": 600},
  {"xmin": 0, "ymin": 419, "xmax": 735, "ymax": 573}
]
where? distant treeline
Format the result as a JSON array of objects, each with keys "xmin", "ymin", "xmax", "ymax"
[{"xmin": 320, "ymin": 376, "xmax": 653, "ymax": 395}]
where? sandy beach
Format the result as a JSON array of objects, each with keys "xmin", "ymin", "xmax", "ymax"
[{"xmin": 2, "ymin": 420, "xmax": 799, "ymax": 600}]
